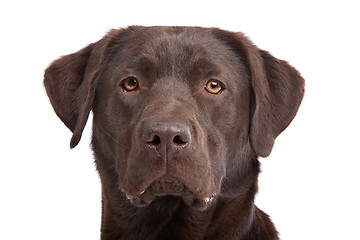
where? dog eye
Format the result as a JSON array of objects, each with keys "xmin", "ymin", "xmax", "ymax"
[
  {"xmin": 121, "ymin": 76, "xmax": 139, "ymax": 92},
  {"xmin": 205, "ymin": 79, "xmax": 223, "ymax": 94}
]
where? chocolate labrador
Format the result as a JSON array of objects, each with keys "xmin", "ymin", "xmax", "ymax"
[{"xmin": 44, "ymin": 26, "xmax": 304, "ymax": 240}]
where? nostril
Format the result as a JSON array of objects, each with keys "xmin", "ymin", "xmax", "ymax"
[
  {"xmin": 173, "ymin": 135, "xmax": 188, "ymax": 146},
  {"xmin": 144, "ymin": 122, "xmax": 191, "ymax": 150},
  {"xmin": 147, "ymin": 135, "xmax": 161, "ymax": 146}
]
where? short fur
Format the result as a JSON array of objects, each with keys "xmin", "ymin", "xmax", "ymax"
[{"xmin": 44, "ymin": 26, "xmax": 304, "ymax": 240}]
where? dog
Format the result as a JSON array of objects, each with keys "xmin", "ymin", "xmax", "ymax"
[{"xmin": 44, "ymin": 26, "xmax": 304, "ymax": 240}]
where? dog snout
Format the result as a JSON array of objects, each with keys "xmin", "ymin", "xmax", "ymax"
[{"xmin": 144, "ymin": 122, "xmax": 191, "ymax": 151}]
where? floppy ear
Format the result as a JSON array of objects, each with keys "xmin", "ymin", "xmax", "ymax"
[
  {"xmin": 44, "ymin": 29, "xmax": 121, "ymax": 148},
  {"xmin": 238, "ymin": 33, "xmax": 305, "ymax": 157},
  {"xmin": 212, "ymin": 29, "xmax": 305, "ymax": 157},
  {"xmin": 248, "ymin": 46, "xmax": 305, "ymax": 157}
]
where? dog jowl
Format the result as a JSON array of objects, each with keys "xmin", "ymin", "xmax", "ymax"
[{"xmin": 44, "ymin": 26, "xmax": 304, "ymax": 240}]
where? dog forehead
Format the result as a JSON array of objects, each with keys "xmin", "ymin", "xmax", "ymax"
[
  {"xmin": 111, "ymin": 27, "xmax": 233, "ymax": 80},
  {"xmin": 121, "ymin": 26, "xmax": 218, "ymax": 54}
]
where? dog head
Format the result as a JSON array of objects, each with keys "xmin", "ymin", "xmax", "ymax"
[{"xmin": 44, "ymin": 26, "xmax": 304, "ymax": 210}]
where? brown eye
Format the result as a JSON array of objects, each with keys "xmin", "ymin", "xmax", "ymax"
[
  {"xmin": 205, "ymin": 79, "xmax": 223, "ymax": 94},
  {"xmin": 121, "ymin": 76, "xmax": 139, "ymax": 91}
]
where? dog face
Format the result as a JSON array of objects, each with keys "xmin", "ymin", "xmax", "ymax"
[
  {"xmin": 93, "ymin": 27, "xmax": 252, "ymax": 209},
  {"xmin": 44, "ymin": 26, "xmax": 304, "ymax": 211}
]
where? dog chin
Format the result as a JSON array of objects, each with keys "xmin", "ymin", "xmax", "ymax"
[
  {"xmin": 124, "ymin": 176, "xmax": 217, "ymax": 211},
  {"xmin": 127, "ymin": 190, "xmax": 217, "ymax": 211}
]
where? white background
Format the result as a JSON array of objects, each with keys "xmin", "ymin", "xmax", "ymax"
[{"xmin": 1, "ymin": 0, "xmax": 359, "ymax": 239}]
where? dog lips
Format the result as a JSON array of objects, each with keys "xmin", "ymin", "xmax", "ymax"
[{"xmin": 204, "ymin": 196, "xmax": 215, "ymax": 203}]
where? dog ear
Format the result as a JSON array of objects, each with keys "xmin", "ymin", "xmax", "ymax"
[
  {"xmin": 44, "ymin": 29, "xmax": 121, "ymax": 148},
  {"xmin": 212, "ymin": 30, "xmax": 305, "ymax": 157},
  {"xmin": 248, "ymin": 47, "xmax": 305, "ymax": 157}
]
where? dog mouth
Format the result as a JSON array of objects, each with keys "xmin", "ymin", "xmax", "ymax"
[{"xmin": 124, "ymin": 175, "xmax": 216, "ymax": 210}]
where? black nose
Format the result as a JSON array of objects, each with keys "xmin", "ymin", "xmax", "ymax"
[{"xmin": 144, "ymin": 122, "xmax": 191, "ymax": 150}]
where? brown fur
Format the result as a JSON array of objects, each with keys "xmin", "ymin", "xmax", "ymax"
[{"xmin": 44, "ymin": 26, "xmax": 304, "ymax": 240}]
